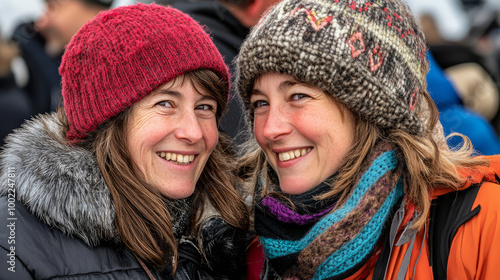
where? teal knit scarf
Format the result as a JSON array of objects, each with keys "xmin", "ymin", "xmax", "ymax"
[{"xmin": 254, "ymin": 142, "xmax": 404, "ymax": 279}]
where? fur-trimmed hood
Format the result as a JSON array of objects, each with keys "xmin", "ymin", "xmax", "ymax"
[{"xmin": 0, "ymin": 113, "xmax": 117, "ymax": 245}]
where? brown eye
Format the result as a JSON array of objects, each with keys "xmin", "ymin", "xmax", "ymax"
[
  {"xmin": 156, "ymin": 101, "xmax": 174, "ymax": 108},
  {"xmin": 196, "ymin": 104, "xmax": 216, "ymax": 118},
  {"xmin": 291, "ymin": 93, "xmax": 309, "ymax": 101},
  {"xmin": 252, "ymin": 100, "xmax": 269, "ymax": 109}
]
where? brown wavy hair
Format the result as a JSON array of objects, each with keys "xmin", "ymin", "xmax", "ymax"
[
  {"xmin": 237, "ymin": 88, "xmax": 489, "ymax": 230},
  {"xmin": 58, "ymin": 69, "xmax": 249, "ymax": 271}
]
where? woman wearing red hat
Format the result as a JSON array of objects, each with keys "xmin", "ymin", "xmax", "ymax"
[{"xmin": 0, "ymin": 3, "xmax": 249, "ymax": 279}]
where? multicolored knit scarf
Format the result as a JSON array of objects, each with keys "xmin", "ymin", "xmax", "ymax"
[{"xmin": 254, "ymin": 142, "xmax": 404, "ymax": 279}]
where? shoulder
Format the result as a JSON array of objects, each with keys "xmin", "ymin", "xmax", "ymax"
[
  {"xmin": 444, "ymin": 181, "xmax": 500, "ymax": 234},
  {"xmin": 171, "ymin": 0, "xmax": 247, "ymax": 62},
  {"xmin": 458, "ymin": 181, "xmax": 500, "ymax": 238},
  {"xmin": 465, "ymin": 181, "xmax": 500, "ymax": 234},
  {"xmin": 474, "ymin": 181, "xmax": 500, "ymax": 210},
  {"xmin": 0, "ymin": 197, "xmax": 153, "ymax": 279},
  {"xmin": 447, "ymin": 182, "xmax": 500, "ymax": 279}
]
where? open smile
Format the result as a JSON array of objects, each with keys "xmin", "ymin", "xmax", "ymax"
[
  {"xmin": 277, "ymin": 148, "xmax": 312, "ymax": 162},
  {"xmin": 157, "ymin": 152, "xmax": 195, "ymax": 165}
]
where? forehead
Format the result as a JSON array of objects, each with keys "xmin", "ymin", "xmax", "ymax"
[
  {"xmin": 160, "ymin": 75, "xmax": 212, "ymax": 97},
  {"xmin": 252, "ymin": 73, "xmax": 317, "ymax": 93}
]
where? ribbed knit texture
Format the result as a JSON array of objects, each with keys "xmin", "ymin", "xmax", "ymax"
[
  {"xmin": 60, "ymin": 3, "xmax": 229, "ymax": 140},
  {"xmin": 255, "ymin": 142, "xmax": 404, "ymax": 279},
  {"xmin": 236, "ymin": 0, "xmax": 429, "ymax": 135}
]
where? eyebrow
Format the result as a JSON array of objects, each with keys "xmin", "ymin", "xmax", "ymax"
[
  {"xmin": 155, "ymin": 89, "xmax": 181, "ymax": 98},
  {"xmin": 278, "ymin": 80, "xmax": 299, "ymax": 92},
  {"xmin": 155, "ymin": 89, "xmax": 217, "ymax": 102},
  {"xmin": 252, "ymin": 79, "xmax": 314, "ymax": 95}
]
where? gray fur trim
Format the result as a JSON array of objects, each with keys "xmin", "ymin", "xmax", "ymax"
[{"xmin": 0, "ymin": 113, "xmax": 117, "ymax": 246}]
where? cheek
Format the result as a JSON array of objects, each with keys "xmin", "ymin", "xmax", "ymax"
[
  {"xmin": 253, "ymin": 117, "xmax": 267, "ymax": 146},
  {"xmin": 201, "ymin": 120, "xmax": 219, "ymax": 151},
  {"xmin": 293, "ymin": 112, "xmax": 323, "ymax": 140},
  {"xmin": 126, "ymin": 128, "xmax": 146, "ymax": 169},
  {"xmin": 126, "ymin": 115, "xmax": 163, "ymax": 162}
]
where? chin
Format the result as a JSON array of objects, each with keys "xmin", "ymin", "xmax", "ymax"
[
  {"xmin": 159, "ymin": 185, "xmax": 196, "ymax": 199},
  {"xmin": 279, "ymin": 181, "xmax": 311, "ymax": 195}
]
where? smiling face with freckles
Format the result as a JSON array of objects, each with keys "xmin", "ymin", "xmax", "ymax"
[
  {"xmin": 251, "ymin": 73, "xmax": 356, "ymax": 195},
  {"xmin": 126, "ymin": 75, "xmax": 219, "ymax": 199}
]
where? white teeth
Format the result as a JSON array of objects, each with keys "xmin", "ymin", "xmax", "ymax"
[
  {"xmin": 294, "ymin": 150, "xmax": 301, "ymax": 158},
  {"xmin": 278, "ymin": 148, "xmax": 311, "ymax": 162},
  {"xmin": 157, "ymin": 152, "xmax": 195, "ymax": 165}
]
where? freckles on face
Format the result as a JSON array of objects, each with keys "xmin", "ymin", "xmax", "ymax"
[
  {"xmin": 251, "ymin": 73, "xmax": 355, "ymax": 195},
  {"xmin": 125, "ymin": 78, "xmax": 219, "ymax": 199}
]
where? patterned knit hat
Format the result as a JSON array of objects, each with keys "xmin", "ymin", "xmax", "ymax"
[
  {"xmin": 60, "ymin": 3, "xmax": 229, "ymax": 140},
  {"xmin": 236, "ymin": 0, "xmax": 430, "ymax": 135}
]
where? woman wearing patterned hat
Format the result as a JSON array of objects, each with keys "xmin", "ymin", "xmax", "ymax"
[
  {"xmin": 0, "ymin": 3, "xmax": 249, "ymax": 279},
  {"xmin": 236, "ymin": 0, "xmax": 500, "ymax": 279}
]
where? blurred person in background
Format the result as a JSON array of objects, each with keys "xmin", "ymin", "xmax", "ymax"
[
  {"xmin": 0, "ymin": 0, "xmax": 111, "ymax": 146},
  {"xmin": 0, "ymin": 33, "xmax": 31, "ymax": 147},
  {"xmin": 426, "ymin": 51, "xmax": 500, "ymax": 155},
  {"xmin": 412, "ymin": 8, "xmax": 500, "ymax": 155},
  {"xmin": 35, "ymin": 0, "xmax": 113, "ymax": 57},
  {"xmin": 421, "ymin": 12, "xmax": 500, "ymax": 121}
]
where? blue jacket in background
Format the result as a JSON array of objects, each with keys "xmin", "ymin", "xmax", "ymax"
[{"xmin": 426, "ymin": 51, "xmax": 500, "ymax": 155}]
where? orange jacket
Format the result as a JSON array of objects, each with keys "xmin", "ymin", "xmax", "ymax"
[{"xmin": 345, "ymin": 155, "xmax": 500, "ymax": 280}]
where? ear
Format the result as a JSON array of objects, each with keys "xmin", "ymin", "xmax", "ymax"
[
  {"xmin": 245, "ymin": 0, "xmax": 266, "ymax": 18},
  {"xmin": 224, "ymin": 0, "xmax": 275, "ymax": 28}
]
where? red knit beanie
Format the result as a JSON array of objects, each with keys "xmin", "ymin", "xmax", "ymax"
[{"xmin": 60, "ymin": 3, "xmax": 229, "ymax": 140}]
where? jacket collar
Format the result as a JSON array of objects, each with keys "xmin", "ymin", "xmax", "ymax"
[{"xmin": 0, "ymin": 113, "xmax": 117, "ymax": 245}]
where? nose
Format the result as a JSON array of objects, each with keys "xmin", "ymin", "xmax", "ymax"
[
  {"xmin": 174, "ymin": 111, "xmax": 203, "ymax": 144},
  {"xmin": 261, "ymin": 105, "xmax": 292, "ymax": 141}
]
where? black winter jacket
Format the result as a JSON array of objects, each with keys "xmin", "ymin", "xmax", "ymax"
[{"xmin": 0, "ymin": 113, "xmax": 248, "ymax": 279}]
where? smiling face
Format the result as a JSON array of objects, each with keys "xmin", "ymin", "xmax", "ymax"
[
  {"xmin": 126, "ymin": 76, "xmax": 219, "ymax": 199},
  {"xmin": 251, "ymin": 73, "xmax": 356, "ymax": 195}
]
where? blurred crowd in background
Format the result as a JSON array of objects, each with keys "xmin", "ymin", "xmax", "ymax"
[{"xmin": 2, "ymin": 0, "xmax": 500, "ymax": 155}]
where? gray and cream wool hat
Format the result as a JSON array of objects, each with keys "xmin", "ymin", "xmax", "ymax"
[{"xmin": 236, "ymin": 0, "xmax": 430, "ymax": 135}]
